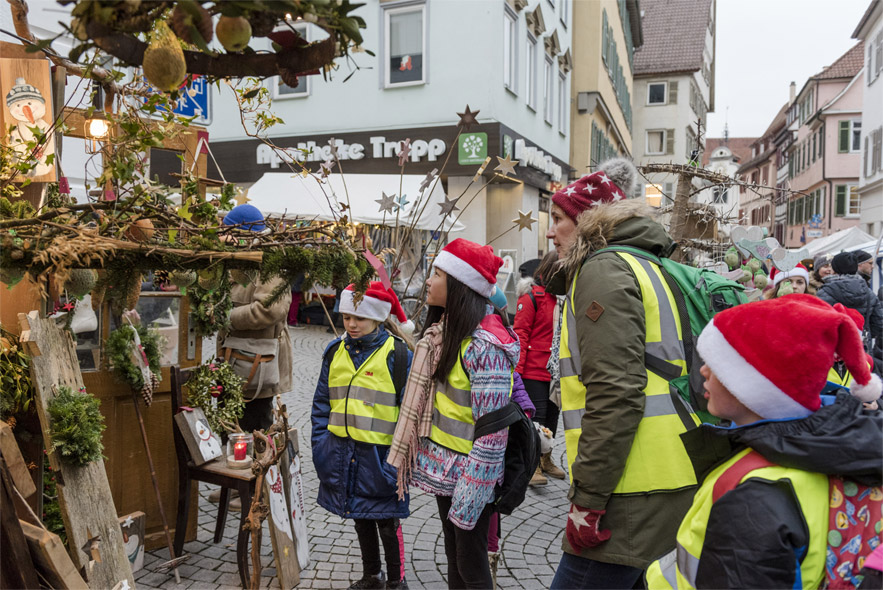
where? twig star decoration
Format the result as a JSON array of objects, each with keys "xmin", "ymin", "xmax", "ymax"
[
  {"xmin": 420, "ymin": 168, "xmax": 438, "ymax": 193},
  {"xmin": 437, "ymin": 196, "xmax": 461, "ymax": 217},
  {"xmin": 512, "ymin": 210, "xmax": 537, "ymax": 231},
  {"xmin": 397, "ymin": 194, "xmax": 411, "ymax": 209},
  {"xmin": 397, "ymin": 138, "xmax": 412, "ymax": 167},
  {"xmin": 320, "ymin": 158, "xmax": 335, "ymax": 177},
  {"xmin": 495, "ymin": 155, "xmax": 519, "ymax": 176},
  {"xmin": 375, "ymin": 192, "xmax": 397, "ymax": 214},
  {"xmin": 457, "ymin": 105, "xmax": 480, "ymax": 130}
]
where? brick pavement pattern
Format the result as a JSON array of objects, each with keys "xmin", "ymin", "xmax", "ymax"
[{"xmin": 136, "ymin": 326, "xmax": 569, "ymax": 589}]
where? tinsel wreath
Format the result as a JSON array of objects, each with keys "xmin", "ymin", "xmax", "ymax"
[
  {"xmin": 185, "ymin": 360, "xmax": 245, "ymax": 434},
  {"xmin": 47, "ymin": 386, "xmax": 106, "ymax": 466},
  {"xmin": 106, "ymin": 324, "xmax": 164, "ymax": 404}
]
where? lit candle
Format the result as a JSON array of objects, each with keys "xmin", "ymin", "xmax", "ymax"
[{"xmin": 234, "ymin": 441, "xmax": 247, "ymax": 461}]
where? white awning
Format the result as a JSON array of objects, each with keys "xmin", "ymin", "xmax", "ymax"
[
  {"xmin": 805, "ymin": 226, "xmax": 875, "ymax": 257},
  {"xmin": 244, "ymin": 172, "xmax": 464, "ymax": 232}
]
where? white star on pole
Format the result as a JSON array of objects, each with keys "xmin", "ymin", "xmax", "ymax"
[
  {"xmin": 569, "ymin": 506, "xmax": 590, "ymax": 530},
  {"xmin": 512, "ymin": 210, "xmax": 537, "ymax": 231}
]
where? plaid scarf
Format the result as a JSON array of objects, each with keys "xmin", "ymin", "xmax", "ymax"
[{"xmin": 387, "ymin": 321, "xmax": 443, "ymax": 499}]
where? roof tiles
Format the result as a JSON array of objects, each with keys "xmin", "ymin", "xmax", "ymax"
[
  {"xmin": 633, "ymin": 0, "xmax": 713, "ymax": 76},
  {"xmin": 814, "ymin": 42, "xmax": 864, "ymax": 80}
]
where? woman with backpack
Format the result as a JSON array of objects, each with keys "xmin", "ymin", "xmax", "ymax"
[
  {"xmin": 311, "ymin": 282, "xmax": 414, "ymax": 590},
  {"xmin": 387, "ymin": 238, "xmax": 518, "ymax": 589},
  {"xmin": 513, "ymin": 252, "xmax": 566, "ymax": 486}
]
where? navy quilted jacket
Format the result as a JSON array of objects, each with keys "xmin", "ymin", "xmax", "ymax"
[{"xmin": 311, "ymin": 326, "xmax": 412, "ymax": 519}]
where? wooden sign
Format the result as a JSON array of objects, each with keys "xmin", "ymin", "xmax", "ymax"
[
  {"xmin": 0, "ymin": 57, "xmax": 57, "ymax": 182},
  {"xmin": 264, "ymin": 463, "xmax": 300, "ymax": 589},
  {"xmin": 119, "ymin": 512, "xmax": 146, "ymax": 573},
  {"xmin": 19, "ymin": 311, "xmax": 134, "ymax": 590},
  {"xmin": 279, "ymin": 429, "xmax": 310, "ymax": 572},
  {"xmin": 20, "ymin": 519, "xmax": 88, "ymax": 589},
  {"xmin": 173, "ymin": 408, "xmax": 222, "ymax": 466}
]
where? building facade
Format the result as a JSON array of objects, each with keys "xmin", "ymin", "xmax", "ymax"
[
  {"xmin": 854, "ymin": 0, "xmax": 883, "ymax": 238},
  {"xmin": 781, "ymin": 43, "xmax": 865, "ymax": 248},
  {"xmin": 631, "ymin": 0, "xmax": 715, "ymax": 205},
  {"xmin": 696, "ymin": 136, "xmax": 755, "ymax": 222},
  {"xmin": 569, "ymin": 0, "xmax": 641, "ymax": 177},
  {"xmin": 734, "ymin": 105, "xmax": 787, "ymax": 237},
  {"xmin": 206, "ymin": 0, "xmax": 573, "ymax": 279}
]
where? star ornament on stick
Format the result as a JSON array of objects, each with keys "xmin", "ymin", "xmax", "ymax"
[
  {"xmin": 512, "ymin": 210, "xmax": 537, "ymax": 231},
  {"xmin": 437, "ymin": 195, "xmax": 461, "ymax": 217},
  {"xmin": 397, "ymin": 138, "xmax": 412, "ymax": 167},
  {"xmin": 375, "ymin": 191, "xmax": 397, "ymax": 214},
  {"xmin": 420, "ymin": 168, "xmax": 439, "ymax": 193},
  {"xmin": 495, "ymin": 154, "xmax": 519, "ymax": 176},
  {"xmin": 457, "ymin": 105, "xmax": 480, "ymax": 130}
]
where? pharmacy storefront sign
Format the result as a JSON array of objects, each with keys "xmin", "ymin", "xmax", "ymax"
[
  {"xmin": 458, "ymin": 133, "xmax": 488, "ymax": 165},
  {"xmin": 256, "ymin": 135, "xmax": 446, "ymax": 169}
]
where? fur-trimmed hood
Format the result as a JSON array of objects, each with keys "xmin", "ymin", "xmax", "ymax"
[
  {"xmin": 560, "ymin": 200, "xmax": 673, "ymax": 279},
  {"xmin": 516, "ymin": 276, "xmax": 536, "ymax": 299}
]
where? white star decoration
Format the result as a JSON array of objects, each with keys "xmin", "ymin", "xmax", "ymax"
[
  {"xmin": 598, "ymin": 173, "xmax": 612, "ymax": 186},
  {"xmin": 375, "ymin": 192, "xmax": 397, "ymax": 214},
  {"xmin": 512, "ymin": 210, "xmax": 537, "ymax": 231},
  {"xmin": 569, "ymin": 506, "xmax": 590, "ymax": 530},
  {"xmin": 612, "ymin": 192, "xmax": 624, "ymax": 201},
  {"xmin": 564, "ymin": 186, "xmax": 577, "ymax": 196},
  {"xmin": 584, "ymin": 184, "xmax": 596, "ymax": 195},
  {"xmin": 123, "ymin": 515, "xmax": 134, "ymax": 528}
]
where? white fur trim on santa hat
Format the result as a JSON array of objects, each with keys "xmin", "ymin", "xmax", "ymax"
[
  {"xmin": 433, "ymin": 250, "xmax": 496, "ymax": 298},
  {"xmin": 338, "ymin": 289, "xmax": 392, "ymax": 323},
  {"xmin": 697, "ymin": 322, "xmax": 814, "ymax": 420},
  {"xmin": 851, "ymin": 373, "xmax": 883, "ymax": 402},
  {"xmin": 772, "ymin": 266, "xmax": 809, "ymax": 287},
  {"xmin": 394, "ymin": 318, "xmax": 416, "ymax": 335}
]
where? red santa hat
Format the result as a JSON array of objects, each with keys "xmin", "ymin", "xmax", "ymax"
[
  {"xmin": 697, "ymin": 294, "xmax": 882, "ymax": 420},
  {"xmin": 338, "ymin": 281, "xmax": 415, "ymax": 334},
  {"xmin": 769, "ymin": 263, "xmax": 809, "ymax": 287},
  {"xmin": 433, "ymin": 238, "xmax": 503, "ymax": 298}
]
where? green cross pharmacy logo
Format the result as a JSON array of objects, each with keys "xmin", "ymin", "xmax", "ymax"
[{"xmin": 458, "ymin": 132, "xmax": 487, "ymax": 165}]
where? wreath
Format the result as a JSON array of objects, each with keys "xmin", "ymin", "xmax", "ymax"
[
  {"xmin": 187, "ymin": 270, "xmax": 233, "ymax": 338},
  {"xmin": 185, "ymin": 360, "xmax": 245, "ymax": 434},
  {"xmin": 48, "ymin": 386, "xmax": 106, "ymax": 466},
  {"xmin": 106, "ymin": 323, "xmax": 164, "ymax": 398}
]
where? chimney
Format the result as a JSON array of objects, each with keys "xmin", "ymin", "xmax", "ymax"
[{"xmin": 789, "ymin": 81, "xmax": 796, "ymax": 103}]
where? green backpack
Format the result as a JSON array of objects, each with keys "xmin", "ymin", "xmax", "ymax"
[{"xmin": 595, "ymin": 245, "xmax": 747, "ymax": 423}]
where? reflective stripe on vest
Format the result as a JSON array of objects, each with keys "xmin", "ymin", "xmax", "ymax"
[
  {"xmin": 560, "ymin": 251, "xmax": 699, "ymax": 493},
  {"xmin": 645, "ymin": 448, "xmax": 829, "ymax": 589},
  {"xmin": 827, "ymin": 366, "xmax": 854, "ymax": 389},
  {"xmin": 327, "ymin": 336, "xmax": 399, "ymax": 445}
]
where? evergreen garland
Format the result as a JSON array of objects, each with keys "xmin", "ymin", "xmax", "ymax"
[
  {"xmin": 106, "ymin": 324, "xmax": 164, "ymax": 390},
  {"xmin": 187, "ymin": 271, "xmax": 233, "ymax": 337},
  {"xmin": 47, "ymin": 386, "xmax": 106, "ymax": 466},
  {"xmin": 186, "ymin": 360, "xmax": 245, "ymax": 434}
]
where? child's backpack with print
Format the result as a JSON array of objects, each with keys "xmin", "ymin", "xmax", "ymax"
[{"xmin": 826, "ymin": 478, "xmax": 883, "ymax": 589}]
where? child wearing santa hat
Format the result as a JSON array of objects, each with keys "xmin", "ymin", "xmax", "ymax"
[
  {"xmin": 646, "ymin": 295, "xmax": 882, "ymax": 589},
  {"xmin": 764, "ymin": 263, "xmax": 812, "ymax": 299},
  {"xmin": 311, "ymin": 281, "xmax": 414, "ymax": 590}
]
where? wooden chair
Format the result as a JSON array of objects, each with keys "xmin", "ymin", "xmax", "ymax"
[{"xmin": 171, "ymin": 366, "xmax": 255, "ymax": 588}]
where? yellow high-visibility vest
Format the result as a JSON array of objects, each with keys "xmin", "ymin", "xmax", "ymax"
[
  {"xmin": 328, "ymin": 336, "xmax": 399, "ymax": 445},
  {"xmin": 560, "ymin": 251, "xmax": 698, "ymax": 492},
  {"xmin": 827, "ymin": 365, "xmax": 854, "ymax": 389},
  {"xmin": 646, "ymin": 448, "xmax": 829, "ymax": 589}
]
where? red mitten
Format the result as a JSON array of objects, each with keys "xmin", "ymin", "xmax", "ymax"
[{"xmin": 565, "ymin": 504, "xmax": 611, "ymax": 552}]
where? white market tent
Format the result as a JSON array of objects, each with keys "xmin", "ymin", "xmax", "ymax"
[
  {"xmin": 805, "ymin": 226, "xmax": 875, "ymax": 257},
  {"xmin": 245, "ymin": 173, "xmax": 464, "ymax": 231}
]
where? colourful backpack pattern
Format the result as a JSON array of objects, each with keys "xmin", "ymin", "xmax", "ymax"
[{"xmin": 825, "ymin": 479, "xmax": 883, "ymax": 589}]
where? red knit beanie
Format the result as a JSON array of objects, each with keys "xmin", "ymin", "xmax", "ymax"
[
  {"xmin": 551, "ymin": 158, "xmax": 638, "ymax": 221},
  {"xmin": 697, "ymin": 295, "xmax": 882, "ymax": 420}
]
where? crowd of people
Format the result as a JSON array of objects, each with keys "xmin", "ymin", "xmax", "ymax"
[{"xmin": 218, "ymin": 152, "xmax": 883, "ymax": 589}]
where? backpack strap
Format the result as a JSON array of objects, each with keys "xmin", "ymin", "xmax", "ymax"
[
  {"xmin": 528, "ymin": 289, "xmax": 538, "ymax": 311},
  {"xmin": 322, "ymin": 339, "xmax": 343, "ymax": 365},
  {"xmin": 473, "ymin": 402, "xmax": 522, "ymax": 440},
  {"xmin": 391, "ymin": 336, "xmax": 408, "ymax": 401},
  {"xmin": 712, "ymin": 450, "xmax": 776, "ymax": 503}
]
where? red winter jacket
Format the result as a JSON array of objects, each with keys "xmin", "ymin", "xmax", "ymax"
[{"xmin": 513, "ymin": 282, "xmax": 556, "ymax": 381}]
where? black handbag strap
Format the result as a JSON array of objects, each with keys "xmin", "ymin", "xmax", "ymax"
[{"xmin": 473, "ymin": 402, "xmax": 522, "ymax": 440}]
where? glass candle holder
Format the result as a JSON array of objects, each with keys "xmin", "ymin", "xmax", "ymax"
[{"xmin": 226, "ymin": 432, "xmax": 254, "ymax": 469}]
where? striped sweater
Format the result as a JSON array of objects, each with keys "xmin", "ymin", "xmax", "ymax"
[{"xmin": 412, "ymin": 314, "xmax": 520, "ymax": 530}]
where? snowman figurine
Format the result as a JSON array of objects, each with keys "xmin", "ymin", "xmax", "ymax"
[
  {"xmin": 5, "ymin": 77, "xmax": 55, "ymax": 177},
  {"xmin": 194, "ymin": 418, "xmax": 221, "ymax": 461},
  {"xmin": 267, "ymin": 465, "xmax": 294, "ymax": 543}
]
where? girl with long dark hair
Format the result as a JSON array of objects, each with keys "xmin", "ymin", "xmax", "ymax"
[{"xmin": 387, "ymin": 239, "xmax": 518, "ymax": 589}]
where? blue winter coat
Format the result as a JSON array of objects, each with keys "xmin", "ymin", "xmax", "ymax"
[{"xmin": 311, "ymin": 326, "xmax": 412, "ymax": 519}]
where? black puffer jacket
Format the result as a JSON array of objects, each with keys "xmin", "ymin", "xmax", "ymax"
[
  {"xmin": 817, "ymin": 274, "xmax": 883, "ymax": 345},
  {"xmin": 676, "ymin": 394, "xmax": 882, "ymax": 589}
]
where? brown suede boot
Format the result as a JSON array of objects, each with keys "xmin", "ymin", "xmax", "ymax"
[
  {"xmin": 541, "ymin": 452, "xmax": 566, "ymax": 479},
  {"xmin": 529, "ymin": 465, "xmax": 547, "ymax": 486}
]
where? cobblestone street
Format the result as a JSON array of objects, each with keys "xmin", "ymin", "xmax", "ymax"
[{"xmin": 135, "ymin": 326, "xmax": 569, "ymax": 589}]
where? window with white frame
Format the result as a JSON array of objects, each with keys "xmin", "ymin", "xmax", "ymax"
[
  {"xmin": 274, "ymin": 24, "xmax": 310, "ymax": 97},
  {"xmin": 647, "ymin": 82, "xmax": 667, "ymax": 105},
  {"xmin": 526, "ymin": 34, "xmax": 537, "ymax": 109},
  {"xmin": 503, "ymin": 7, "xmax": 517, "ymax": 91},
  {"xmin": 646, "ymin": 130, "xmax": 665, "ymax": 155},
  {"xmin": 835, "ymin": 184, "xmax": 861, "ymax": 216},
  {"xmin": 558, "ymin": 72, "xmax": 567, "ymax": 133},
  {"xmin": 838, "ymin": 119, "xmax": 862, "ymax": 153},
  {"xmin": 384, "ymin": 4, "xmax": 426, "ymax": 87},
  {"xmin": 543, "ymin": 56, "xmax": 554, "ymax": 123}
]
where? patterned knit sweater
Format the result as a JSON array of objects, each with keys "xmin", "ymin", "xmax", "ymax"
[{"xmin": 411, "ymin": 313, "xmax": 520, "ymax": 530}]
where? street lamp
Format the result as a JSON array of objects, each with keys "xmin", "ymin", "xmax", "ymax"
[{"xmin": 84, "ymin": 113, "xmax": 109, "ymax": 154}]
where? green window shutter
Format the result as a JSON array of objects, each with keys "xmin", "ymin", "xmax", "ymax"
[
  {"xmin": 666, "ymin": 129, "xmax": 675, "ymax": 155},
  {"xmin": 669, "ymin": 81, "xmax": 678, "ymax": 104},
  {"xmin": 839, "ymin": 121, "xmax": 850, "ymax": 153},
  {"xmin": 602, "ymin": 12, "xmax": 608, "ymax": 66},
  {"xmin": 835, "ymin": 185, "xmax": 847, "ymax": 216}
]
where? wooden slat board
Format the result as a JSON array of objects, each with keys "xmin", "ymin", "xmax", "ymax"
[
  {"xmin": 264, "ymin": 462, "xmax": 300, "ymax": 589},
  {"xmin": 279, "ymin": 429, "xmax": 310, "ymax": 573},
  {"xmin": 0, "ymin": 419, "xmax": 37, "ymax": 501},
  {"xmin": 19, "ymin": 311, "xmax": 134, "ymax": 589},
  {"xmin": 20, "ymin": 519, "xmax": 89, "ymax": 590}
]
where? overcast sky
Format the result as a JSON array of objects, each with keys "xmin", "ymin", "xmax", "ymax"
[{"xmin": 705, "ymin": 0, "xmax": 870, "ymax": 140}]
